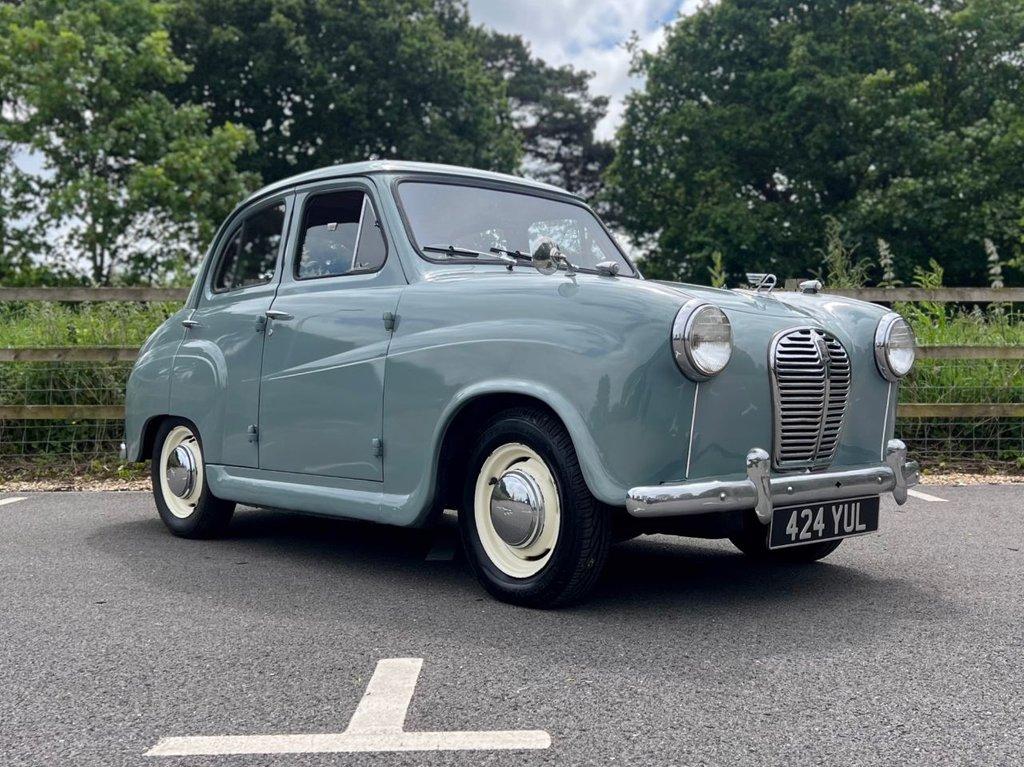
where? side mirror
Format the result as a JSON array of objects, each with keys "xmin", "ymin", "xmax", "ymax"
[{"xmin": 531, "ymin": 239, "xmax": 560, "ymax": 275}]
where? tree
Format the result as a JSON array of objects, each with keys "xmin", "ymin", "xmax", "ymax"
[
  {"xmin": 0, "ymin": 0, "xmax": 258, "ymax": 284},
  {"xmin": 604, "ymin": 0, "xmax": 1024, "ymax": 285},
  {"xmin": 477, "ymin": 31, "xmax": 613, "ymax": 200},
  {"xmin": 0, "ymin": 143, "xmax": 47, "ymax": 284},
  {"xmin": 166, "ymin": 0, "xmax": 521, "ymax": 184}
]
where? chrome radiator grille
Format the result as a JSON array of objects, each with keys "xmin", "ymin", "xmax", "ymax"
[{"xmin": 770, "ymin": 327, "xmax": 851, "ymax": 470}]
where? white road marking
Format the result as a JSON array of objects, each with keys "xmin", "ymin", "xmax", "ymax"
[
  {"xmin": 146, "ymin": 658, "xmax": 550, "ymax": 756},
  {"xmin": 0, "ymin": 497, "xmax": 26, "ymax": 507},
  {"xmin": 908, "ymin": 489, "xmax": 948, "ymax": 503}
]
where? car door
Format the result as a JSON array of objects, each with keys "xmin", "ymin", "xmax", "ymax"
[
  {"xmin": 170, "ymin": 195, "xmax": 291, "ymax": 468},
  {"xmin": 256, "ymin": 179, "xmax": 405, "ymax": 480}
]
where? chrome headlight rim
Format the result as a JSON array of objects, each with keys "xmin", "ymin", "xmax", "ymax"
[
  {"xmin": 671, "ymin": 300, "xmax": 733, "ymax": 381},
  {"xmin": 874, "ymin": 312, "xmax": 916, "ymax": 382}
]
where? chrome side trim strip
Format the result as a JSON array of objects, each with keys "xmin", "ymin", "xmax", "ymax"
[
  {"xmin": 684, "ymin": 383, "xmax": 699, "ymax": 479},
  {"xmin": 880, "ymin": 381, "xmax": 894, "ymax": 460}
]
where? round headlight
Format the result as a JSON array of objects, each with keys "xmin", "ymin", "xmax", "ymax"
[
  {"xmin": 672, "ymin": 301, "xmax": 733, "ymax": 380},
  {"xmin": 874, "ymin": 312, "xmax": 916, "ymax": 381}
]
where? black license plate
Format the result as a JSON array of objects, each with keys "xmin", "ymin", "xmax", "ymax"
[{"xmin": 769, "ymin": 496, "xmax": 880, "ymax": 550}]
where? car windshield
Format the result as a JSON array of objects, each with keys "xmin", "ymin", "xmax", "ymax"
[{"xmin": 397, "ymin": 181, "xmax": 635, "ymax": 275}]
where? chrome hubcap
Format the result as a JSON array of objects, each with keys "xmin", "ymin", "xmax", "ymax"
[
  {"xmin": 165, "ymin": 444, "xmax": 197, "ymax": 499},
  {"xmin": 488, "ymin": 468, "xmax": 545, "ymax": 548}
]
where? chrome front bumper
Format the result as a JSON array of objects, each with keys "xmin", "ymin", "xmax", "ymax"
[{"xmin": 627, "ymin": 439, "xmax": 919, "ymax": 523}]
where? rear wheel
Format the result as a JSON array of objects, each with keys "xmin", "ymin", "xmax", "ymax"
[
  {"xmin": 729, "ymin": 514, "xmax": 842, "ymax": 563},
  {"xmin": 459, "ymin": 407, "xmax": 610, "ymax": 608},
  {"xmin": 151, "ymin": 419, "xmax": 234, "ymax": 538}
]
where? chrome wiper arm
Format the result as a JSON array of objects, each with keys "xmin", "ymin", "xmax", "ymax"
[
  {"xmin": 489, "ymin": 246, "xmax": 531, "ymax": 261},
  {"xmin": 422, "ymin": 244, "xmax": 489, "ymax": 259},
  {"xmin": 422, "ymin": 243, "xmax": 517, "ymax": 271}
]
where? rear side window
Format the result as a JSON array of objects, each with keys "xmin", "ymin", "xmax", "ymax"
[
  {"xmin": 296, "ymin": 191, "xmax": 386, "ymax": 279},
  {"xmin": 212, "ymin": 202, "xmax": 286, "ymax": 292}
]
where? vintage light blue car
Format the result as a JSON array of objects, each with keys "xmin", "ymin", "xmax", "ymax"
[{"xmin": 125, "ymin": 160, "xmax": 919, "ymax": 606}]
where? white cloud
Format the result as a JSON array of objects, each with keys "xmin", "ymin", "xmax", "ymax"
[{"xmin": 466, "ymin": 0, "xmax": 699, "ymax": 139}]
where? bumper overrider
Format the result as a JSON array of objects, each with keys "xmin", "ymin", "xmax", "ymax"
[{"xmin": 626, "ymin": 439, "xmax": 919, "ymax": 522}]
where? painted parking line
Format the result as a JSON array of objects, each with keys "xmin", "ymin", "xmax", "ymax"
[
  {"xmin": 0, "ymin": 497, "xmax": 27, "ymax": 507},
  {"xmin": 908, "ymin": 489, "xmax": 948, "ymax": 503},
  {"xmin": 146, "ymin": 658, "xmax": 551, "ymax": 756}
]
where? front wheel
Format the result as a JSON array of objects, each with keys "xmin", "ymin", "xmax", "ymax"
[
  {"xmin": 459, "ymin": 408, "xmax": 610, "ymax": 608},
  {"xmin": 151, "ymin": 419, "xmax": 235, "ymax": 538}
]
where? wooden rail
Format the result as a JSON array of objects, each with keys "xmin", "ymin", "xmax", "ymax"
[
  {"xmin": 0, "ymin": 342, "xmax": 1020, "ymax": 421},
  {"xmin": 0, "ymin": 405, "xmax": 126, "ymax": 419},
  {"xmin": 4, "ymin": 403, "xmax": 1023, "ymax": 420},
  {"xmin": 1, "ymin": 345, "xmax": 1020, "ymax": 363},
  {"xmin": 0, "ymin": 287, "xmax": 187, "ymax": 302},
  {"xmin": 0, "ymin": 347, "xmax": 140, "ymax": 362},
  {"xmin": 0, "ymin": 285, "xmax": 1022, "ymax": 303},
  {"xmin": 897, "ymin": 403, "xmax": 1024, "ymax": 418},
  {"xmin": 779, "ymin": 281, "xmax": 1024, "ymax": 302},
  {"xmin": 830, "ymin": 287, "xmax": 1024, "ymax": 302},
  {"xmin": 916, "ymin": 346, "xmax": 1024, "ymax": 360}
]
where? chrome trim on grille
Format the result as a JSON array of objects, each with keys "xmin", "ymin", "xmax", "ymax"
[{"xmin": 769, "ymin": 327, "xmax": 851, "ymax": 471}]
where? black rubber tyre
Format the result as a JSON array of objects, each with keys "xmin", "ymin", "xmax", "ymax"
[
  {"xmin": 151, "ymin": 418, "xmax": 235, "ymax": 539},
  {"xmin": 459, "ymin": 407, "xmax": 611, "ymax": 608},
  {"xmin": 729, "ymin": 512, "xmax": 842, "ymax": 563}
]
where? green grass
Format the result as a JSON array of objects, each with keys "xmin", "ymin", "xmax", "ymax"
[
  {"xmin": 0, "ymin": 301, "xmax": 177, "ymax": 347},
  {"xmin": 0, "ymin": 299, "xmax": 1020, "ymax": 467},
  {"xmin": 901, "ymin": 304, "xmax": 1024, "ymax": 346}
]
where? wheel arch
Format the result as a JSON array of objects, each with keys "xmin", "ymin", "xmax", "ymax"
[
  {"xmin": 133, "ymin": 414, "xmax": 202, "ymax": 461},
  {"xmin": 430, "ymin": 381, "xmax": 621, "ymax": 519}
]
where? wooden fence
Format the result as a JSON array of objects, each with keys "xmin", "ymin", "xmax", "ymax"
[
  {"xmin": 1, "ymin": 285, "xmax": 1023, "ymax": 304},
  {"xmin": 0, "ymin": 286, "xmax": 1021, "ymax": 422}
]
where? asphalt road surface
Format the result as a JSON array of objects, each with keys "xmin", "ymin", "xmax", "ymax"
[{"xmin": 2, "ymin": 485, "xmax": 1022, "ymax": 766}]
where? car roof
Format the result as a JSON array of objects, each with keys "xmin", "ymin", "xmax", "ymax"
[{"xmin": 238, "ymin": 160, "xmax": 580, "ymax": 209}]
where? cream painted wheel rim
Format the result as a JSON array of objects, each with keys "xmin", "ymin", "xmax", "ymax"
[
  {"xmin": 158, "ymin": 426, "xmax": 204, "ymax": 519},
  {"xmin": 474, "ymin": 443, "xmax": 561, "ymax": 578}
]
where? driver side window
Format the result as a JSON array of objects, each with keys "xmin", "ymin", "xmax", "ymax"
[
  {"xmin": 296, "ymin": 191, "xmax": 386, "ymax": 279},
  {"xmin": 212, "ymin": 202, "xmax": 286, "ymax": 293}
]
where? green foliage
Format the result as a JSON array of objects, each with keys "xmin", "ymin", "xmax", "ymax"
[
  {"xmin": 0, "ymin": 143, "xmax": 46, "ymax": 281},
  {"xmin": 985, "ymin": 239, "xmax": 1005, "ymax": 290},
  {"xmin": 605, "ymin": 0, "xmax": 1024, "ymax": 285},
  {"xmin": 0, "ymin": 0, "xmax": 258, "ymax": 284},
  {"xmin": 166, "ymin": 0, "xmax": 521, "ymax": 183},
  {"xmin": 0, "ymin": 302, "xmax": 176, "ymax": 347},
  {"xmin": 819, "ymin": 217, "xmax": 871, "ymax": 289},
  {"xmin": 897, "ymin": 258, "xmax": 947, "ymax": 330},
  {"xmin": 707, "ymin": 250, "xmax": 728, "ymax": 287},
  {"xmin": 477, "ymin": 31, "xmax": 613, "ymax": 200},
  {"xmin": 876, "ymin": 239, "xmax": 900, "ymax": 288}
]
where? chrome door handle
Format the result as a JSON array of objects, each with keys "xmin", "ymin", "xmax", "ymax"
[
  {"xmin": 265, "ymin": 310, "xmax": 294, "ymax": 321},
  {"xmin": 181, "ymin": 319, "xmax": 200, "ymax": 329}
]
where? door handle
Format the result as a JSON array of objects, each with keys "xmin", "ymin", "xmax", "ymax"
[
  {"xmin": 265, "ymin": 309, "xmax": 294, "ymax": 321},
  {"xmin": 181, "ymin": 319, "xmax": 200, "ymax": 329}
]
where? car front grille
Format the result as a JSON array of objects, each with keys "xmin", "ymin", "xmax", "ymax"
[{"xmin": 770, "ymin": 327, "xmax": 851, "ymax": 471}]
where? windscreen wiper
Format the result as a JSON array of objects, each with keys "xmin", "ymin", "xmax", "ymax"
[
  {"xmin": 422, "ymin": 244, "xmax": 490, "ymax": 259},
  {"xmin": 422, "ymin": 243, "xmax": 516, "ymax": 269},
  {"xmin": 489, "ymin": 246, "xmax": 531, "ymax": 261}
]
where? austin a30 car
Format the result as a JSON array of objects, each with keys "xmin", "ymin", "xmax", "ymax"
[{"xmin": 124, "ymin": 161, "xmax": 919, "ymax": 606}]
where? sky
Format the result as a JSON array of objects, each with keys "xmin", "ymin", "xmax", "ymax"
[{"xmin": 466, "ymin": 0, "xmax": 700, "ymax": 140}]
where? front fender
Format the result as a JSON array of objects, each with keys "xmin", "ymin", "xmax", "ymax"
[
  {"xmin": 380, "ymin": 272, "xmax": 695, "ymax": 525},
  {"xmin": 124, "ymin": 310, "xmax": 188, "ymax": 460}
]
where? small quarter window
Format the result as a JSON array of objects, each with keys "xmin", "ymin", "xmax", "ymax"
[
  {"xmin": 213, "ymin": 202, "xmax": 285, "ymax": 292},
  {"xmin": 296, "ymin": 191, "xmax": 386, "ymax": 279}
]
